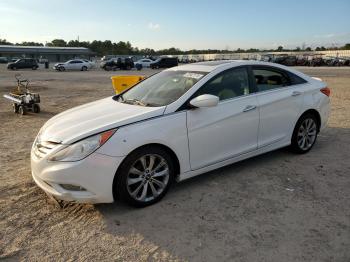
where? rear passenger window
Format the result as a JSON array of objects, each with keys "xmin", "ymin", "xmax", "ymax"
[
  {"xmin": 195, "ymin": 67, "xmax": 250, "ymax": 101},
  {"xmin": 253, "ymin": 68, "xmax": 291, "ymax": 92},
  {"xmin": 288, "ymin": 72, "xmax": 307, "ymax": 85}
]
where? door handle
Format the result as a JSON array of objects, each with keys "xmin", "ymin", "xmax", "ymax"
[
  {"xmin": 292, "ymin": 91, "xmax": 302, "ymax": 96},
  {"xmin": 243, "ymin": 105, "xmax": 257, "ymax": 112}
]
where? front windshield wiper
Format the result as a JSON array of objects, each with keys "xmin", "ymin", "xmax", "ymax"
[
  {"xmin": 115, "ymin": 95, "xmax": 160, "ymax": 107},
  {"xmin": 122, "ymin": 98, "xmax": 147, "ymax": 106}
]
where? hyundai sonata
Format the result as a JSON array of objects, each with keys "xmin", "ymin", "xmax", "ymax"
[{"xmin": 31, "ymin": 61, "xmax": 330, "ymax": 207}]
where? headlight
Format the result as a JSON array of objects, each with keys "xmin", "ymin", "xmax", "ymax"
[{"xmin": 48, "ymin": 129, "xmax": 116, "ymax": 162}]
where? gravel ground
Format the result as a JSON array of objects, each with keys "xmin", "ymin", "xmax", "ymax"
[{"xmin": 0, "ymin": 65, "xmax": 349, "ymax": 262}]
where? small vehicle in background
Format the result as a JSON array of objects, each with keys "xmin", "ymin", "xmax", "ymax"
[
  {"xmin": 309, "ymin": 55, "xmax": 325, "ymax": 67},
  {"xmin": 274, "ymin": 55, "xmax": 297, "ymax": 66},
  {"xmin": 150, "ymin": 56, "xmax": 178, "ymax": 69},
  {"xmin": 100, "ymin": 57, "xmax": 134, "ymax": 71},
  {"xmin": 3, "ymin": 74, "xmax": 40, "ymax": 115},
  {"xmin": 0, "ymin": 57, "xmax": 8, "ymax": 63},
  {"xmin": 101, "ymin": 55, "xmax": 118, "ymax": 61},
  {"xmin": 7, "ymin": 58, "xmax": 39, "ymax": 70},
  {"xmin": 53, "ymin": 59, "xmax": 92, "ymax": 71},
  {"xmin": 134, "ymin": 58, "xmax": 153, "ymax": 68}
]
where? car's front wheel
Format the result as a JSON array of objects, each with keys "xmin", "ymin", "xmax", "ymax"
[
  {"xmin": 115, "ymin": 146, "xmax": 174, "ymax": 207},
  {"xmin": 291, "ymin": 114, "xmax": 318, "ymax": 153}
]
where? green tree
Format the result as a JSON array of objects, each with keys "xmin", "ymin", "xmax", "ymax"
[
  {"xmin": 342, "ymin": 43, "xmax": 350, "ymax": 50},
  {"xmin": 46, "ymin": 39, "xmax": 67, "ymax": 47},
  {"xmin": 0, "ymin": 39, "xmax": 13, "ymax": 45},
  {"xmin": 17, "ymin": 41, "xmax": 43, "ymax": 46},
  {"xmin": 276, "ymin": 46, "xmax": 283, "ymax": 52}
]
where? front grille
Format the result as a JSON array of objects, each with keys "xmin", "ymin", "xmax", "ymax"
[{"xmin": 34, "ymin": 140, "xmax": 59, "ymax": 159}]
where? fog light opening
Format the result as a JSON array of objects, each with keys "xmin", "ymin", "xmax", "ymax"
[{"xmin": 60, "ymin": 184, "xmax": 87, "ymax": 191}]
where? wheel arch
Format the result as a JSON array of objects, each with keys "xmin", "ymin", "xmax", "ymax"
[
  {"xmin": 295, "ymin": 109, "xmax": 321, "ymax": 134},
  {"xmin": 112, "ymin": 143, "xmax": 181, "ymax": 200}
]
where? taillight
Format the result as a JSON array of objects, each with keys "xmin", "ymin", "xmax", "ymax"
[{"xmin": 320, "ymin": 87, "xmax": 330, "ymax": 97}]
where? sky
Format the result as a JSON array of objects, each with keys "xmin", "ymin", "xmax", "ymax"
[{"xmin": 0, "ymin": 0, "xmax": 350, "ymax": 50}]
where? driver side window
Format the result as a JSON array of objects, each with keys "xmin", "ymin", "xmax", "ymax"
[{"xmin": 194, "ymin": 67, "xmax": 250, "ymax": 101}]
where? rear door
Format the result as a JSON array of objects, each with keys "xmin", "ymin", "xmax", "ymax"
[
  {"xmin": 17, "ymin": 59, "xmax": 26, "ymax": 68},
  {"xmin": 186, "ymin": 66, "xmax": 259, "ymax": 170},
  {"xmin": 66, "ymin": 60, "xmax": 75, "ymax": 70},
  {"xmin": 251, "ymin": 66, "xmax": 306, "ymax": 147},
  {"xmin": 75, "ymin": 60, "xmax": 83, "ymax": 70}
]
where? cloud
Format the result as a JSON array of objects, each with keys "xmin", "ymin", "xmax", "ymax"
[
  {"xmin": 148, "ymin": 22, "xmax": 160, "ymax": 31},
  {"xmin": 313, "ymin": 32, "xmax": 350, "ymax": 38}
]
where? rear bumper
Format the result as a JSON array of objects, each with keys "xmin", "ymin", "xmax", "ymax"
[
  {"xmin": 31, "ymin": 151, "xmax": 125, "ymax": 203},
  {"xmin": 319, "ymin": 97, "xmax": 330, "ymax": 131}
]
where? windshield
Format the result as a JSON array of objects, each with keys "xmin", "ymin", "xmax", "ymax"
[{"xmin": 118, "ymin": 70, "xmax": 207, "ymax": 106}]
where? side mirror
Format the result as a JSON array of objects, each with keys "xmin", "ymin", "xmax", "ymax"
[{"xmin": 189, "ymin": 94, "xmax": 219, "ymax": 108}]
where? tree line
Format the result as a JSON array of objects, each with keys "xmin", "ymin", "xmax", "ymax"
[{"xmin": 1, "ymin": 38, "xmax": 349, "ymax": 56}]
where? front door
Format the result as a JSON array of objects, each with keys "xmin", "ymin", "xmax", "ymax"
[{"xmin": 186, "ymin": 67, "xmax": 259, "ymax": 170}]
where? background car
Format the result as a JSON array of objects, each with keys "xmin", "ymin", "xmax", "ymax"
[
  {"xmin": 100, "ymin": 57, "xmax": 134, "ymax": 71},
  {"xmin": 53, "ymin": 59, "xmax": 92, "ymax": 71},
  {"xmin": 134, "ymin": 58, "xmax": 153, "ymax": 68},
  {"xmin": 7, "ymin": 58, "xmax": 39, "ymax": 70},
  {"xmin": 150, "ymin": 57, "xmax": 178, "ymax": 69},
  {"xmin": 0, "ymin": 57, "xmax": 8, "ymax": 63},
  {"xmin": 101, "ymin": 55, "xmax": 118, "ymax": 61}
]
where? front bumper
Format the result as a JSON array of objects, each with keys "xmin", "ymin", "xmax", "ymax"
[{"xmin": 31, "ymin": 151, "xmax": 124, "ymax": 203}]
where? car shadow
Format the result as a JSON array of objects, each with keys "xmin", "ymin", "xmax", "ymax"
[{"xmin": 95, "ymin": 126, "xmax": 350, "ymax": 261}]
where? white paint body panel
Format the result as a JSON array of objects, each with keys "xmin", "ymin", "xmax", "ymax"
[
  {"xmin": 187, "ymin": 95, "xmax": 259, "ymax": 169},
  {"xmin": 31, "ymin": 61, "xmax": 330, "ymax": 203}
]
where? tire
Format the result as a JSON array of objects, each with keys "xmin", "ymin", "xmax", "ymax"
[
  {"xmin": 32, "ymin": 65, "xmax": 38, "ymax": 70},
  {"xmin": 290, "ymin": 113, "xmax": 319, "ymax": 154},
  {"xmin": 81, "ymin": 66, "xmax": 87, "ymax": 71},
  {"xmin": 33, "ymin": 104, "xmax": 40, "ymax": 113},
  {"xmin": 13, "ymin": 104, "xmax": 19, "ymax": 113},
  {"xmin": 18, "ymin": 105, "xmax": 26, "ymax": 115},
  {"xmin": 59, "ymin": 66, "xmax": 65, "ymax": 72},
  {"xmin": 12, "ymin": 66, "xmax": 17, "ymax": 70},
  {"xmin": 114, "ymin": 146, "xmax": 175, "ymax": 207}
]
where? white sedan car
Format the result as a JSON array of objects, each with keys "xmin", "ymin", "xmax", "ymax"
[
  {"xmin": 134, "ymin": 58, "xmax": 153, "ymax": 68},
  {"xmin": 53, "ymin": 59, "xmax": 92, "ymax": 71},
  {"xmin": 31, "ymin": 61, "xmax": 330, "ymax": 207}
]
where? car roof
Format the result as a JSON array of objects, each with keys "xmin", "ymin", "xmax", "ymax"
[{"xmin": 167, "ymin": 60, "xmax": 294, "ymax": 73}]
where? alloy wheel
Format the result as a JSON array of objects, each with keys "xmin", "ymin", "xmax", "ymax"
[
  {"xmin": 127, "ymin": 154, "xmax": 170, "ymax": 202},
  {"xmin": 297, "ymin": 118, "xmax": 317, "ymax": 151}
]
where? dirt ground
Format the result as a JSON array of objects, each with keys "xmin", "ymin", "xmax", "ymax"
[{"xmin": 0, "ymin": 65, "xmax": 349, "ymax": 262}]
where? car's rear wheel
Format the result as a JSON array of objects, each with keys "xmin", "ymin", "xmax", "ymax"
[
  {"xmin": 13, "ymin": 104, "xmax": 19, "ymax": 113},
  {"xmin": 291, "ymin": 114, "xmax": 318, "ymax": 153},
  {"xmin": 115, "ymin": 146, "xmax": 174, "ymax": 207},
  {"xmin": 81, "ymin": 66, "xmax": 87, "ymax": 71}
]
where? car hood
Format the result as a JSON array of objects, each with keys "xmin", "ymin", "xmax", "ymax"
[
  {"xmin": 39, "ymin": 97, "xmax": 165, "ymax": 144},
  {"xmin": 54, "ymin": 63, "xmax": 65, "ymax": 66}
]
